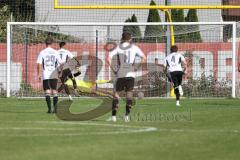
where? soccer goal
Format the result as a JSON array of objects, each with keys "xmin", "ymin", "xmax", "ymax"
[{"xmin": 6, "ymin": 22, "xmax": 238, "ymax": 98}]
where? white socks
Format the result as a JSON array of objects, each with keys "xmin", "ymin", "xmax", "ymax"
[
  {"xmin": 179, "ymin": 85, "xmax": 183, "ymax": 96},
  {"xmin": 111, "ymin": 116, "xmax": 117, "ymax": 122},
  {"xmin": 176, "ymin": 100, "xmax": 180, "ymax": 106},
  {"xmin": 124, "ymin": 115, "xmax": 130, "ymax": 122},
  {"xmin": 107, "ymin": 116, "xmax": 130, "ymax": 122}
]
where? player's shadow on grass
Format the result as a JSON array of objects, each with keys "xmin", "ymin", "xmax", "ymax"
[{"xmin": 56, "ymin": 97, "xmax": 112, "ymax": 121}]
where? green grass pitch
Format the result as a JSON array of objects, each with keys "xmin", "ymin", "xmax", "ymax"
[{"xmin": 0, "ymin": 98, "xmax": 240, "ymax": 160}]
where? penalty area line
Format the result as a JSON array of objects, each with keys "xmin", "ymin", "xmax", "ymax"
[
  {"xmin": 0, "ymin": 127, "xmax": 157, "ymax": 137},
  {"xmin": 0, "ymin": 120, "xmax": 157, "ymax": 137},
  {"xmin": 157, "ymin": 128, "xmax": 240, "ymax": 134}
]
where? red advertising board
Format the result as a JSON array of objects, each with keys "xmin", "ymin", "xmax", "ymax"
[{"xmin": 0, "ymin": 42, "xmax": 239, "ymax": 90}]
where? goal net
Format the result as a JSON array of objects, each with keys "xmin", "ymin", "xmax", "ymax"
[{"xmin": 5, "ymin": 22, "xmax": 238, "ymax": 98}]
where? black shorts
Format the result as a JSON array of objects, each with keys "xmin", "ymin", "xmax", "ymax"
[
  {"xmin": 115, "ymin": 77, "xmax": 135, "ymax": 92},
  {"xmin": 170, "ymin": 71, "xmax": 183, "ymax": 88},
  {"xmin": 43, "ymin": 79, "xmax": 58, "ymax": 90}
]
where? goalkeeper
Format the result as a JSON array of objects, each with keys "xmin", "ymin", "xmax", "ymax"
[
  {"xmin": 57, "ymin": 57, "xmax": 81, "ymax": 100},
  {"xmin": 55, "ymin": 41, "xmax": 81, "ymax": 100}
]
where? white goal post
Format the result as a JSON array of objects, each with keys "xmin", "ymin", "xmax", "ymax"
[{"xmin": 6, "ymin": 22, "xmax": 237, "ymax": 98}]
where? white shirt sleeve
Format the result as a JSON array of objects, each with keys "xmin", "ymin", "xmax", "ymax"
[
  {"xmin": 37, "ymin": 52, "xmax": 43, "ymax": 64},
  {"xmin": 164, "ymin": 55, "xmax": 170, "ymax": 67},
  {"xmin": 180, "ymin": 54, "xmax": 186, "ymax": 62},
  {"xmin": 135, "ymin": 46, "xmax": 146, "ymax": 59},
  {"xmin": 163, "ymin": 58, "xmax": 167, "ymax": 67},
  {"xmin": 109, "ymin": 48, "xmax": 118, "ymax": 60}
]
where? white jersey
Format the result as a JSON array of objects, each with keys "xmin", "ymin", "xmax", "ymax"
[
  {"xmin": 164, "ymin": 52, "xmax": 185, "ymax": 72},
  {"xmin": 37, "ymin": 47, "xmax": 62, "ymax": 80},
  {"xmin": 109, "ymin": 42, "xmax": 145, "ymax": 78},
  {"xmin": 58, "ymin": 48, "xmax": 74, "ymax": 63}
]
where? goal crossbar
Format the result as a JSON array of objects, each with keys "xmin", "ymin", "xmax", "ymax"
[
  {"xmin": 54, "ymin": 0, "xmax": 240, "ymax": 10},
  {"xmin": 6, "ymin": 22, "xmax": 237, "ymax": 26}
]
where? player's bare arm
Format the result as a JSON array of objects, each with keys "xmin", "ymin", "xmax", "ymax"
[
  {"xmin": 107, "ymin": 53, "xmax": 118, "ymax": 75},
  {"xmin": 182, "ymin": 58, "xmax": 187, "ymax": 74},
  {"xmin": 140, "ymin": 54, "xmax": 146, "ymax": 66},
  {"xmin": 37, "ymin": 63, "xmax": 42, "ymax": 81},
  {"xmin": 238, "ymin": 62, "xmax": 240, "ymax": 72}
]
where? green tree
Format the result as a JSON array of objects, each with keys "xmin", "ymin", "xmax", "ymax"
[
  {"xmin": 144, "ymin": 0, "xmax": 164, "ymax": 43},
  {"xmin": 185, "ymin": 9, "xmax": 202, "ymax": 42},
  {"xmin": 0, "ymin": 0, "xmax": 35, "ymax": 42},
  {"xmin": 130, "ymin": 14, "xmax": 142, "ymax": 42},
  {"xmin": 171, "ymin": 9, "xmax": 187, "ymax": 42},
  {"xmin": 122, "ymin": 18, "xmax": 132, "ymax": 34},
  {"xmin": 122, "ymin": 14, "xmax": 142, "ymax": 42},
  {"xmin": 171, "ymin": 9, "xmax": 178, "ymax": 22},
  {"xmin": 6, "ymin": 0, "xmax": 35, "ymax": 22},
  {"xmin": 0, "ymin": 5, "xmax": 11, "ymax": 42},
  {"xmin": 171, "ymin": 9, "xmax": 185, "ymax": 22}
]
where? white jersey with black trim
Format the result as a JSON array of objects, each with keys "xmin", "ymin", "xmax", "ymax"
[
  {"xmin": 109, "ymin": 42, "xmax": 145, "ymax": 78},
  {"xmin": 58, "ymin": 48, "xmax": 74, "ymax": 63},
  {"xmin": 164, "ymin": 52, "xmax": 185, "ymax": 72},
  {"xmin": 37, "ymin": 47, "xmax": 62, "ymax": 80}
]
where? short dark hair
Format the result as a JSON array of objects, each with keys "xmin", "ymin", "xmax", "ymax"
[
  {"xmin": 170, "ymin": 45, "xmax": 178, "ymax": 53},
  {"xmin": 121, "ymin": 32, "xmax": 132, "ymax": 41},
  {"xmin": 45, "ymin": 37, "xmax": 53, "ymax": 46},
  {"xmin": 59, "ymin": 41, "xmax": 66, "ymax": 48}
]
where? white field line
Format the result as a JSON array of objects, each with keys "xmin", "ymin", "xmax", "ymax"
[
  {"xmin": 0, "ymin": 127, "xmax": 239, "ymax": 137},
  {"xmin": 0, "ymin": 120, "xmax": 239, "ymax": 137},
  {"xmin": 157, "ymin": 128, "xmax": 240, "ymax": 134},
  {"xmin": 0, "ymin": 127, "xmax": 83, "ymax": 131},
  {"xmin": 1, "ymin": 121, "xmax": 239, "ymax": 137},
  {"xmin": 0, "ymin": 120, "xmax": 157, "ymax": 137},
  {"xmin": 0, "ymin": 128, "xmax": 157, "ymax": 137},
  {"xmin": 0, "ymin": 120, "xmax": 154, "ymax": 129}
]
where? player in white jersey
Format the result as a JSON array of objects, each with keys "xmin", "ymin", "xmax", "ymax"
[
  {"xmin": 164, "ymin": 45, "xmax": 187, "ymax": 106},
  {"xmin": 57, "ymin": 42, "xmax": 81, "ymax": 100},
  {"xmin": 107, "ymin": 32, "xmax": 146, "ymax": 122},
  {"xmin": 37, "ymin": 37, "xmax": 62, "ymax": 113}
]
